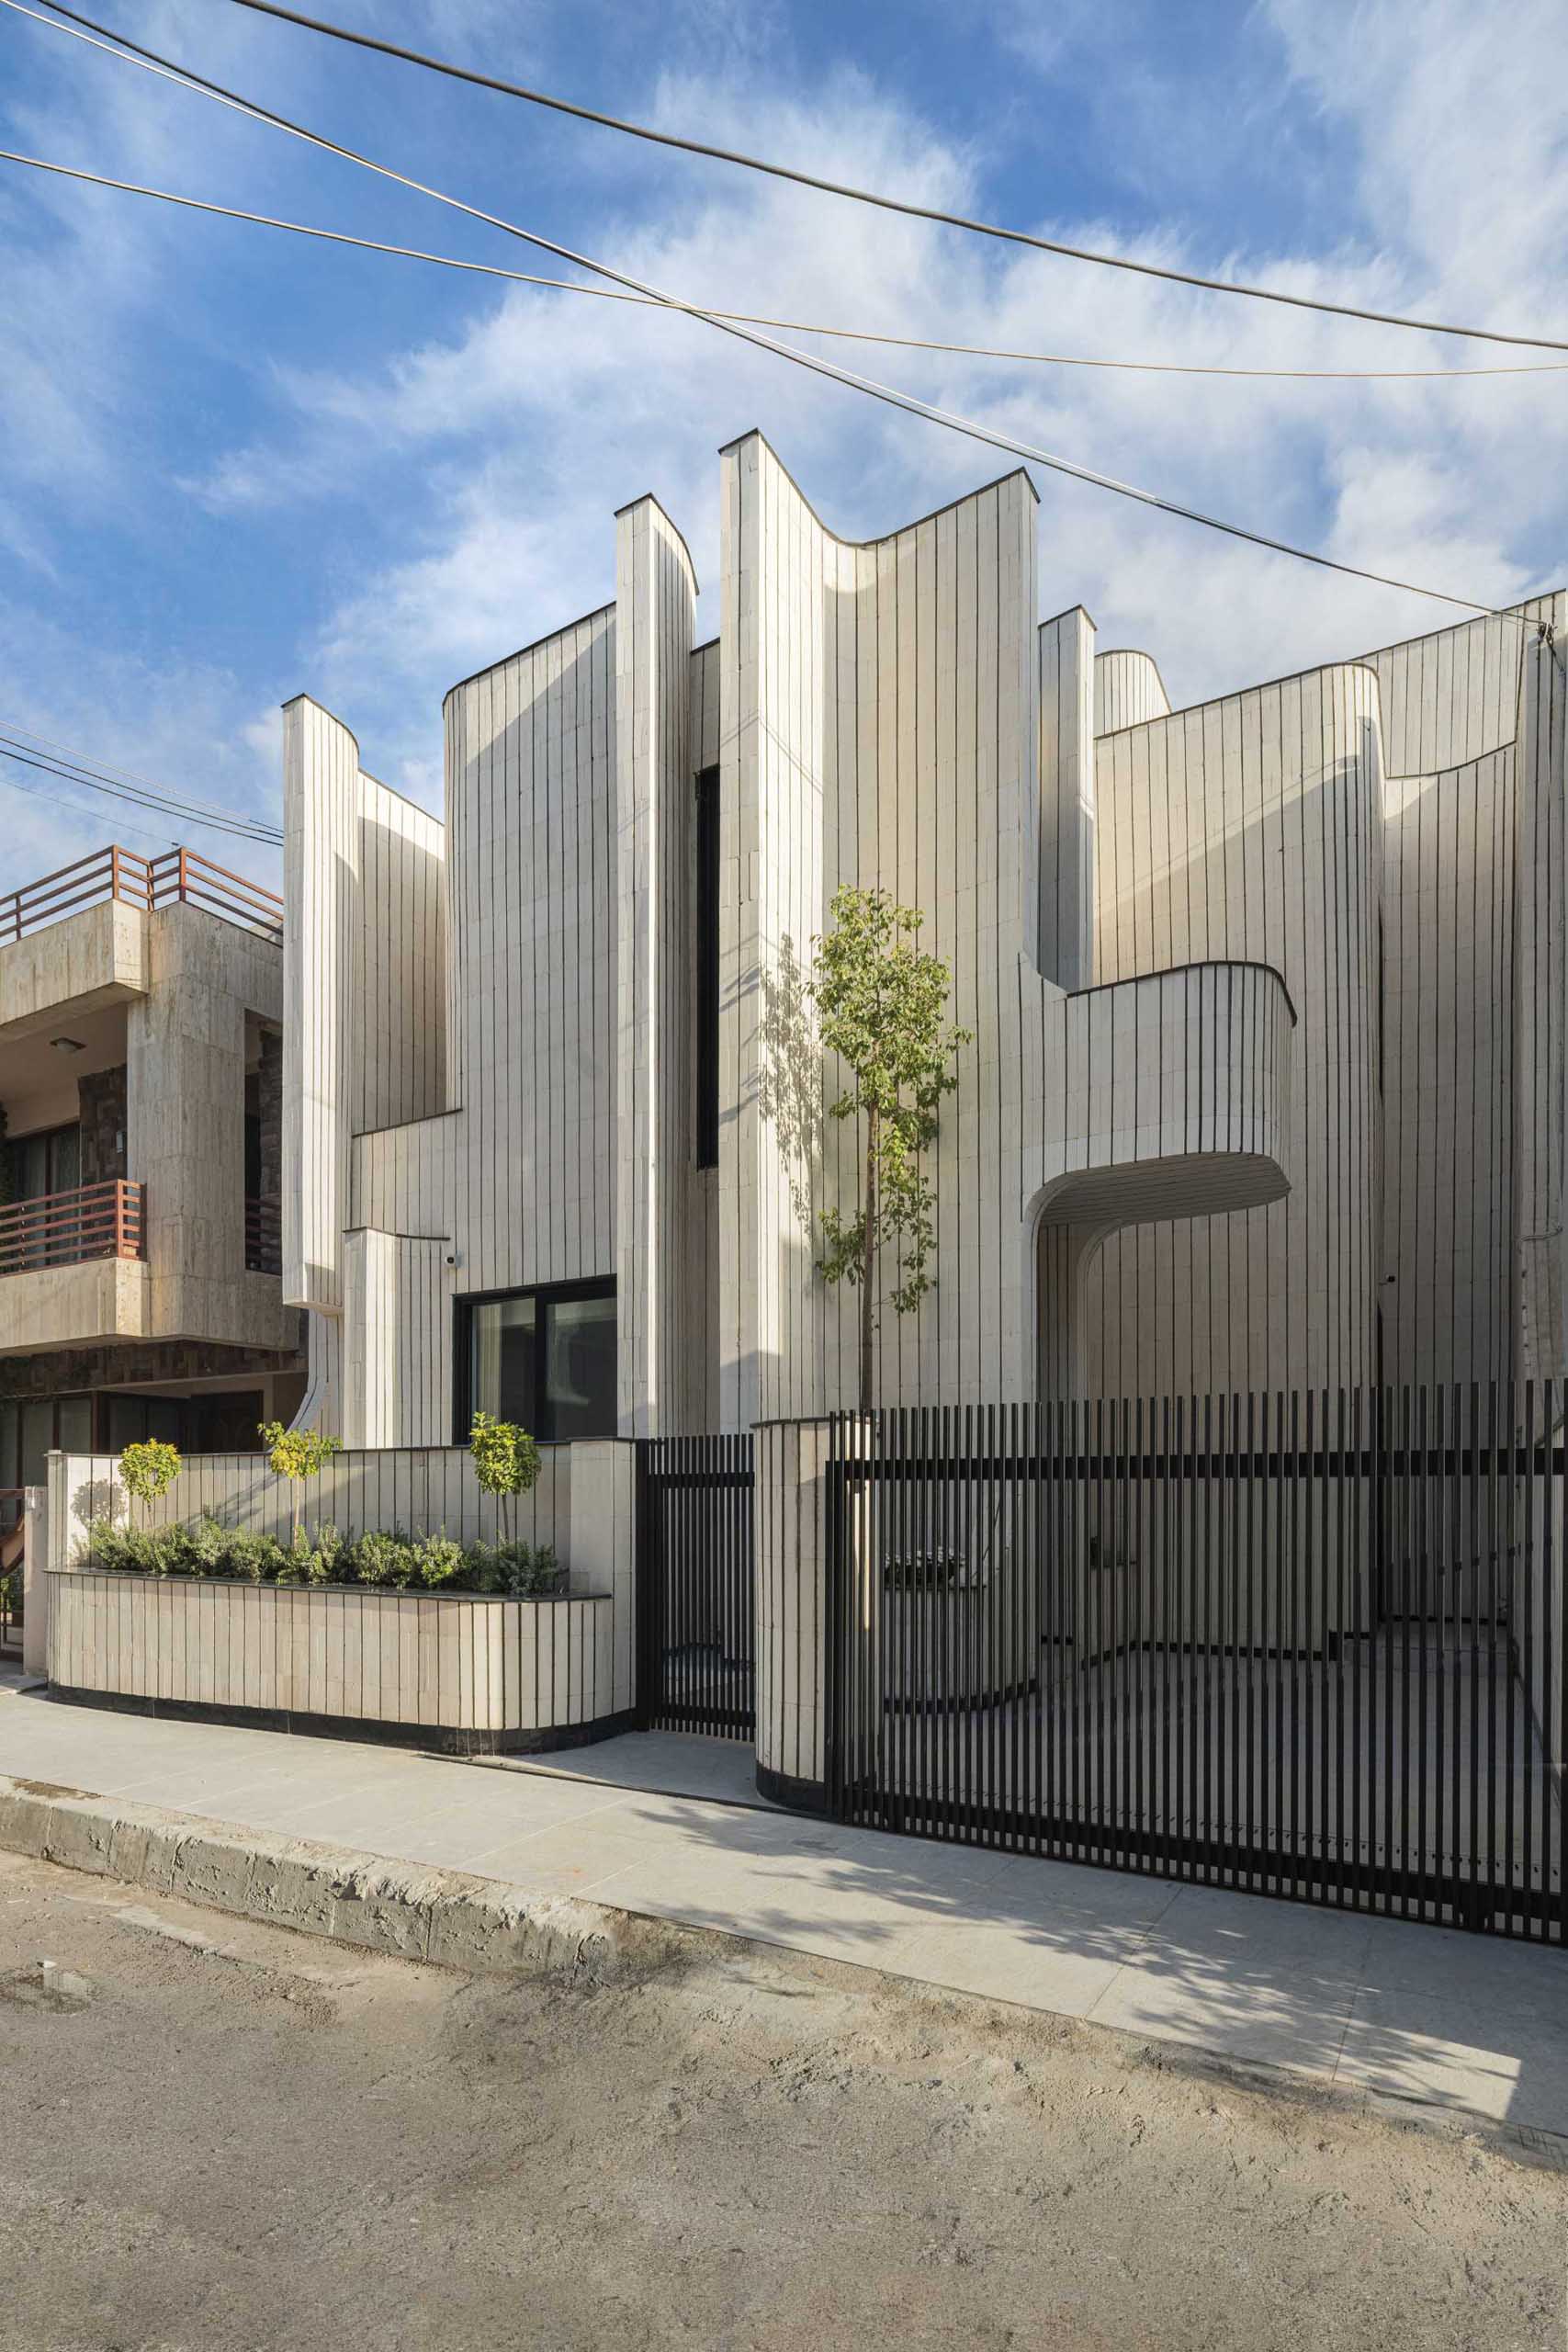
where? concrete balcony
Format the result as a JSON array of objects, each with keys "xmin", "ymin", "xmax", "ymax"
[
  {"xmin": 1024, "ymin": 959, "xmax": 1296, "ymax": 1228},
  {"xmin": 0, "ymin": 846, "xmax": 283, "ymax": 1042},
  {"xmin": 0, "ymin": 1179, "xmax": 150, "ymax": 1354},
  {"xmin": 1021, "ymin": 958, "xmax": 1296, "ymax": 1398}
]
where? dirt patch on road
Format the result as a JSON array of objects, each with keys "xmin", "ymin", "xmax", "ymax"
[{"xmin": 2, "ymin": 1850, "xmax": 1563, "ymax": 2350}]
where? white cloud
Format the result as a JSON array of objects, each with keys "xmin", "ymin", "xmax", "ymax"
[
  {"xmin": 0, "ymin": 595, "xmax": 284, "ymax": 887},
  {"xmin": 7, "ymin": 0, "xmax": 1568, "ymax": 838},
  {"xmin": 237, "ymin": 29, "xmax": 1566, "ymax": 788}
]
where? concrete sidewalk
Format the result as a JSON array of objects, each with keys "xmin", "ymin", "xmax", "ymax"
[{"xmin": 5, "ymin": 1667, "xmax": 1567, "ymax": 2141}]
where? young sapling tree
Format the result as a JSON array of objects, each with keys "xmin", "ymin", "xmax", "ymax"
[
  {"xmin": 259, "ymin": 1420, "xmax": 344, "ymax": 1548},
  {"xmin": 808, "ymin": 885, "xmax": 972, "ymax": 1413}
]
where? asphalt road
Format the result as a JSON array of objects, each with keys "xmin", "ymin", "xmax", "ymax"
[{"xmin": 3, "ymin": 1849, "xmax": 1564, "ymax": 2351}]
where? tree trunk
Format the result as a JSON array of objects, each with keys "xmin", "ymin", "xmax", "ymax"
[{"xmin": 860, "ymin": 1107, "xmax": 878, "ymax": 1415}]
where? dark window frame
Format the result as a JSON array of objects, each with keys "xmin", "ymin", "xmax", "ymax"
[
  {"xmin": 453, "ymin": 1276, "xmax": 617, "ymax": 1444},
  {"xmin": 11, "ymin": 1120, "xmax": 82, "ymax": 1201}
]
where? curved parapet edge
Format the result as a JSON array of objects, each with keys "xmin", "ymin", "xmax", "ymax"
[{"xmin": 1094, "ymin": 648, "xmax": 1171, "ymax": 735}]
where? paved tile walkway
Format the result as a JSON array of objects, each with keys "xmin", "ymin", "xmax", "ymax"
[{"xmin": 5, "ymin": 1669, "xmax": 1567, "ymax": 2138}]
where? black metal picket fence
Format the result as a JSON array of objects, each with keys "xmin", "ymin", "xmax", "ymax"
[
  {"xmin": 637, "ymin": 1434, "xmax": 756, "ymax": 1736},
  {"xmin": 0, "ymin": 1489, "xmax": 23, "ymax": 1658},
  {"xmin": 820, "ymin": 1386, "xmax": 1566, "ymax": 1941}
]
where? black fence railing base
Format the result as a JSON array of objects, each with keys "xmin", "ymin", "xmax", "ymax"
[
  {"xmin": 835, "ymin": 1782, "xmax": 1558, "ymax": 1937},
  {"xmin": 756, "ymin": 1761, "xmax": 831, "ymax": 1815}
]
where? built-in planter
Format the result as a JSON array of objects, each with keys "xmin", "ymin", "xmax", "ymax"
[
  {"xmin": 46, "ymin": 1570, "xmax": 628, "ymax": 1754},
  {"xmin": 881, "ymin": 1558, "xmax": 1041, "ymax": 1711}
]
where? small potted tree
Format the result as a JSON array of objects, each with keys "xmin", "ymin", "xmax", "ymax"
[
  {"xmin": 118, "ymin": 1438, "xmax": 181, "ymax": 1541},
  {"xmin": 468, "ymin": 1410, "xmax": 542, "ymax": 1555},
  {"xmin": 258, "ymin": 1420, "xmax": 343, "ymax": 1550}
]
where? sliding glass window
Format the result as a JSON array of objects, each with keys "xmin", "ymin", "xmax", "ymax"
[{"xmin": 459, "ymin": 1281, "xmax": 615, "ymax": 1441}]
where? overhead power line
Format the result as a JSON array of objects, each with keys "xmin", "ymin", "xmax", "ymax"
[
  {"xmin": 0, "ymin": 715, "xmax": 283, "ymax": 836},
  {"xmin": 7, "ymin": 144, "xmax": 1568, "ymax": 384},
  {"xmin": 0, "ymin": 730, "xmax": 283, "ymax": 843},
  {"xmin": 1, "ymin": 0, "xmax": 1533, "ymax": 623},
  {"xmin": 217, "ymin": 0, "xmax": 1568, "ymax": 357},
  {"xmin": 0, "ymin": 763, "xmax": 191, "ymax": 851}
]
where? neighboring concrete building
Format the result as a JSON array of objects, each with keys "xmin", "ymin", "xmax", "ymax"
[
  {"xmin": 0, "ymin": 845, "xmax": 306, "ymax": 1508},
  {"xmin": 281, "ymin": 430, "xmax": 1567, "ymax": 1442}
]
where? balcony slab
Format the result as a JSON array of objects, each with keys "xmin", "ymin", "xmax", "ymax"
[
  {"xmin": 0, "ymin": 900, "xmax": 149, "ymax": 1041},
  {"xmin": 0, "ymin": 1257, "xmax": 150, "ymax": 1353}
]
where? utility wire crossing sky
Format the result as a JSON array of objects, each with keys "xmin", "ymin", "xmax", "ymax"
[{"xmin": 1, "ymin": 0, "xmax": 1547, "ymax": 624}]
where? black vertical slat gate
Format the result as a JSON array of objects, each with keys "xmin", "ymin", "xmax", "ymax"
[
  {"xmin": 0, "ymin": 1488, "xmax": 23, "ymax": 1657},
  {"xmin": 818, "ymin": 1384, "xmax": 1568, "ymax": 1944},
  {"xmin": 637, "ymin": 1435, "xmax": 755, "ymax": 1737}
]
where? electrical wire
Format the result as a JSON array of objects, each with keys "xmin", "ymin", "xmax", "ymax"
[
  {"xmin": 0, "ymin": 737, "xmax": 281, "ymax": 840},
  {"xmin": 0, "ymin": 739, "xmax": 283, "ymax": 843},
  {"xmin": 7, "ymin": 144, "xmax": 1568, "ymax": 384},
  {"xmin": 217, "ymin": 0, "xmax": 1568, "ymax": 357},
  {"xmin": 0, "ymin": 763, "xmax": 188, "ymax": 852},
  {"xmin": 2, "ymin": 0, "xmax": 1534, "ymax": 625},
  {"xmin": 0, "ymin": 716, "xmax": 283, "ymax": 836}
]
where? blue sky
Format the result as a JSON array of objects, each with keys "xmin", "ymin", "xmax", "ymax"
[{"xmin": 3, "ymin": 0, "xmax": 1566, "ymax": 889}]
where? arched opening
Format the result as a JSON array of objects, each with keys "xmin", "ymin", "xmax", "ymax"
[{"xmin": 1032, "ymin": 1206, "xmax": 1112, "ymax": 1405}]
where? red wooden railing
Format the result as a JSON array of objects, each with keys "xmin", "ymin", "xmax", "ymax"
[
  {"xmin": 244, "ymin": 1194, "xmax": 282, "ymax": 1276},
  {"xmin": 0, "ymin": 1179, "xmax": 146, "ymax": 1276},
  {"xmin": 0, "ymin": 844, "xmax": 282, "ymax": 946}
]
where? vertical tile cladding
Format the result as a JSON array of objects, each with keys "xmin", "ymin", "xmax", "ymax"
[
  {"xmin": 282, "ymin": 703, "xmax": 446, "ymax": 1313},
  {"xmin": 1088, "ymin": 662, "xmax": 1382, "ymax": 1396},
  {"xmin": 443, "ymin": 605, "xmax": 617, "ymax": 1300},
  {"xmin": 615, "ymin": 497, "xmax": 698, "ymax": 1436},
  {"xmin": 719, "ymin": 431, "xmax": 1041, "ymax": 1424}
]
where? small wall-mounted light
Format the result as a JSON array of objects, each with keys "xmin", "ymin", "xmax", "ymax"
[{"xmin": 50, "ymin": 1036, "xmax": 85, "ymax": 1055}]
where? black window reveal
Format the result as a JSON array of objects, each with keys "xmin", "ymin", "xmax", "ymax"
[
  {"xmin": 695, "ymin": 764, "xmax": 720, "ymax": 1169},
  {"xmin": 457, "ymin": 1280, "xmax": 616, "ymax": 1442}
]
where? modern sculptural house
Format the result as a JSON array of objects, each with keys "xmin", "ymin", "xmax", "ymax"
[{"xmin": 280, "ymin": 429, "xmax": 1568, "ymax": 1445}]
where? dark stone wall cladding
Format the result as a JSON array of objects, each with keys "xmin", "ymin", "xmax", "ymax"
[
  {"xmin": 77, "ymin": 1066, "xmax": 128, "ymax": 1188},
  {"xmin": 256, "ymin": 1024, "xmax": 283, "ymax": 1207}
]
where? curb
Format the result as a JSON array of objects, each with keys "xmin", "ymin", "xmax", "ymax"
[
  {"xmin": 6, "ymin": 1770, "xmax": 1568, "ymax": 2175},
  {"xmin": 0, "ymin": 1772, "xmax": 711, "ymax": 1988}
]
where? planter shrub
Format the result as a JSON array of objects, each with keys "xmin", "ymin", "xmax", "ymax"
[{"xmin": 84, "ymin": 1516, "xmax": 564, "ymax": 1597}]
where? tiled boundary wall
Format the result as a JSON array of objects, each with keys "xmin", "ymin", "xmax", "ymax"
[{"xmin": 36, "ymin": 1440, "xmax": 638, "ymax": 1752}]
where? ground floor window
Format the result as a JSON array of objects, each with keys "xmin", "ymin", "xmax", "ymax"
[
  {"xmin": 0, "ymin": 1395, "xmax": 94, "ymax": 1496},
  {"xmin": 457, "ymin": 1281, "xmax": 616, "ymax": 1442},
  {"xmin": 0, "ymin": 1390, "xmax": 267, "ymax": 1487}
]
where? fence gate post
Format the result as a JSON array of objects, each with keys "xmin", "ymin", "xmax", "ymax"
[
  {"xmin": 19, "ymin": 1486, "xmax": 48, "ymax": 1677},
  {"xmin": 565, "ymin": 1438, "xmax": 640, "ymax": 1724},
  {"xmin": 754, "ymin": 1419, "xmax": 878, "ymax": 1815}
]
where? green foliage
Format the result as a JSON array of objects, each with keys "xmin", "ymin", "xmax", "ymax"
[
  {"xmin": 808, "ymin": 886, "xmax": 972, "ymax": 1404},
  {"xmin": 468, "ymin": 1410, "xmax": 542, "ymax": 1547},
  {"xmin": 414, "ymin": 1533, "xmax": 466, "ymax": 1590},
  {"xmin": 258, "ymin": 1421, "xmax": 344, "ymax": 1486},
  {"xmin": 259, "ymin": 1419, "xmax": 344, "ymax": 1544},
  {"xmin": 352, "ymin": 1530, "xmax": 415, "ymax": 1590},
  {"xmin": 82, "ymin": 1516, "xmax": 565, "ymax": 1599},
  {"xmin": 119, "ymin": 1439, "xmax": 182, "ymax": 1521},
  {"xmin": 468, "ymin": 1413, "xmax": 541, "ymax": 1504},
  {"xmin": 87, "ymin": 1519, "xmax": 192, "ymax": 1578},
  {"xmin": 461, "ymin": 1541, "xmax": 563, "ymax": 1599},
  {"xmin": 186, "ymin": 1514, "xmax": 230, "ymax": 1574},
  {"xmin": 224, "ymin": 1526, "xmax": 290, "ymax": 1584}
]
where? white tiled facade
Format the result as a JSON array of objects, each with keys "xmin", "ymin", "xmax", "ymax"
[{"xmin": 281, "ymin": 430, "xmax": 1568, "ymax": 1439}]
